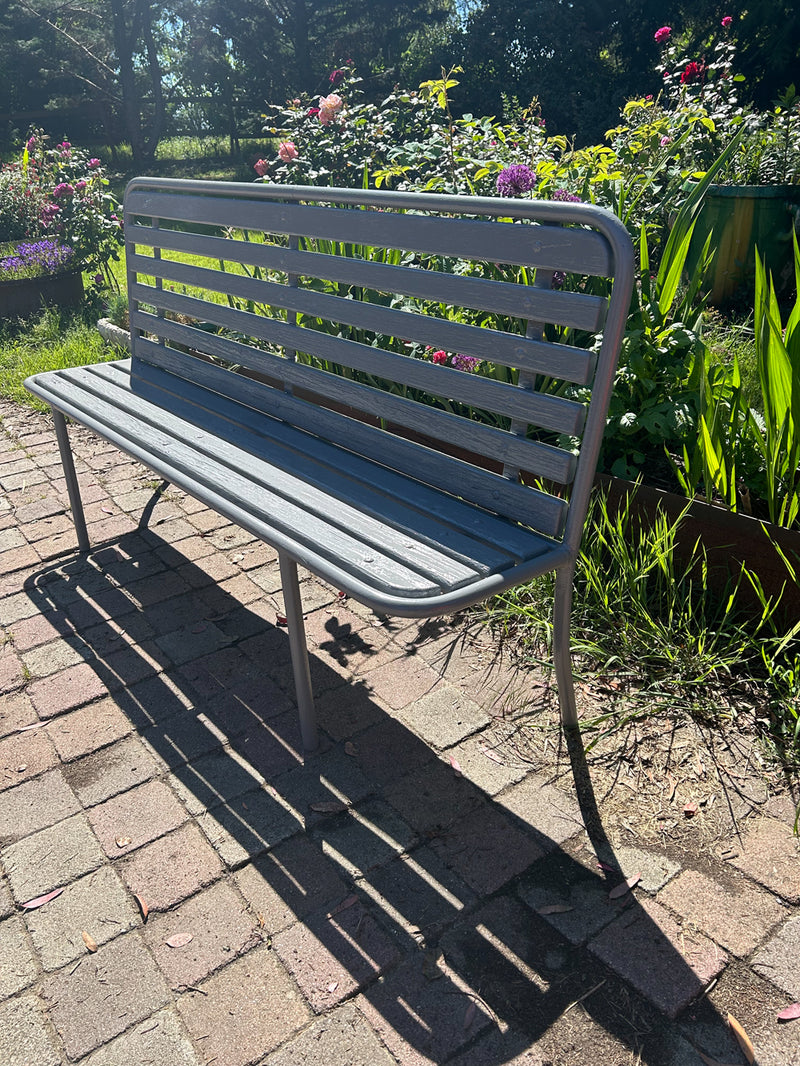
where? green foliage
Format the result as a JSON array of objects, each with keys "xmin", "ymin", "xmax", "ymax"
[{"xmin": 673, "ymin": 235, "xmax": 800, "ymax": 530}]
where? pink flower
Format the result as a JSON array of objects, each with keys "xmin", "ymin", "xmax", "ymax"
[
  {"xmin": 26, "ymin": 136, "xmax": 36, "ymax": 152},
  {"xmin": 52, "ymin": 182, "xmax": 74, "ymax": 198},
  {"xmin": 431, "ymin": 350, "xmax": 448, "ymax": 365},
  {"xmin": 253, "ymin": 158, "xmax": 269, "ymax": 176},
  {"xmin": 94, "ymin": 274, "xmax": 103, "ymax": 285},
  {"xmin": 277, "ymin": 141, "xmax": 298, "ymax": 162},
  {"xmin": 75, "ymin": 179, "xmax": 87, "ymax": 191},
  {"xmin": 329, "ymin": 68, "xmax": 345, "ymax": 86},
  {"xmin": 663, "ymin": 70, "xmax": 671, "ymax": 78},
  {"xmin": 681, "ymin": 60, "xmax": 706, "ymax": 85},
  {"xmin": 88, "ymin": 158, "xmax": 101, "ymax": 168},
  {"xmin": 307, "ymin": 107, "xmax": 320, "ymax": 117},
  {"xmin": 660, "ymin": 135, "xmax": 672, "ymax": 146},
  {"xmin": 654, "ymin": 26, "xmax": 671, "ymax": 44},
  {"xmin": 318, "ymin": 93, "xmax": 344, "ymax": 125},
  {"xmin": 721, "ymin": 15, "xmax": 732, "ymax": 27}
]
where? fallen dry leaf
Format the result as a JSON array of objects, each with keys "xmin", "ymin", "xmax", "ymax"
[
  {"xmin": 101, "ymin": 506, "xmax": 114, "ymax": 514},
  {"xmin": 21, "ymin": 887, "xmax": 64, "ymax": 910},
  {"xmin": 310, "ymin": 800, "xmax": 347, "ymax": 814},
  {"xmin": 777, "ymin": 1002, "xmax": 800, "ymax": 1022},
  {"xmin": 479, "ymin": 744, "xmax": 504, "ymax": 765},
  {"xmin": 596, "ymin": 860, "xmax": 615, "ymax": 873},
  {"xmin": 276, "ymin": 614, "xmax": 288, "ymax": 626},
  {"xmin": 15, "ymin": 723, "xmax": 45, "ymax": 733},
  {"xmin": 464, "ymin": 1000, "xmax": 477, "ymax": 1029},
  {"xmin": 449, "ymin": 754, "xmax": 462, "ymax": 777},
  {"xmin": 727, "ymin": 1013, "xmax": 755, "ymax": 1064},
  {"xmin": 536, "ymin": 904, "xmax": 575, "ymax": 915},
  {"xmin": 16, "ymin": 764, "xmax": 27, "ymax": 773},
  {"xmin": 115, "ymin": 836, "xmax": 132, "ymax": 848},
  {"xmin": 81, "ymin": 931, "xmax": 98, "ymax": 953},
  {"xmin": 344, "ymin": 742, "xmax": 359, "ymax": 757},
  {"xmin": 609, "ymin": 873, "xmax": 641, "ymax": 899},
  {"xmin": 165, "ymin": 932, "xmax": 194, "ymax": 948},
  {"xmin": 666, "ymin": 774, "xmax": 678, "ymax": 802},
  {"xmin": 134, "ymin": 894, "xmax": 149, "ymax": 922},
  {"xmin": 326, "ymin": 894, "xmax": 359, "ymax": 918},
  {"xmin": 683, "ymin": 801, "xmax": 699, "ymax": 818},
  {"xmin": 326, "ymin": 981, "xmax": 339, "ymax": 993}
]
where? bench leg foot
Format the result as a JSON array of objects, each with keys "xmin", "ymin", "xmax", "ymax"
[
  {"xmin": 52, "ymin": 409, "xmax": 90, "ymax": 552},
  {"xmin": 553, "ymin": 566, "xmax": 578, "ymax": 730},
  {"xmin": 279, "ymin": 553, "xmax": 319, "ymax": 752}
]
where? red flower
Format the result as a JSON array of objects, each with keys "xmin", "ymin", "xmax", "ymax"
[
  {"xmin": 721, "ymin": 15, "xmax": 733, "ymax": 28},
  {"xmin": 680, "ymin": 61, "xmax": 706, "ymax": 85},
  {"xmin": 431, "ymin": 350, "xmax": 448, "ymax": 365}
]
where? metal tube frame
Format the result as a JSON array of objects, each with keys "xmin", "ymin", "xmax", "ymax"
[
  {"xmin": 52, "ymin": 409, "xmax": 90, "ymax": 552},
  {"xmin": 278, "ymin": 552, "xmax": 319, "ymax": 751}
]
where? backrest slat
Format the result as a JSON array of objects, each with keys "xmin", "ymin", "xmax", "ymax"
[{"xmin": 126, "ymin": 189, "xmax": 614, "ymax": 275}]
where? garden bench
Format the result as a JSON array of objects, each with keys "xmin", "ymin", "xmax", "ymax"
[{"xmin": 25, "ymin": 177, "xmax": 634, "ymax": 750}]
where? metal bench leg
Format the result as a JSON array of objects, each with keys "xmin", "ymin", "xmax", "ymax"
[
  {"xmin": 52, "ymin": 409, "xmax": 90, "ymax": 552},
  {"xmin": 279, "ymin": 552, "xmax": 319, "ymax": 752},
  {"xmin": 553, "ymin": 565, "xmax": 579, "ymax": 729}
]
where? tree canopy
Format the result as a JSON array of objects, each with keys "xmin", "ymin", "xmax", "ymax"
[{"xmin": 1, "ymin": 0, "xmax": 797, "ymax": 155}]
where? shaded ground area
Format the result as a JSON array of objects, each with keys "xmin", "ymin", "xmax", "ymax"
[{"xmin": 1, "ymin": 396, "xmax": 799, "ymax": 1066}]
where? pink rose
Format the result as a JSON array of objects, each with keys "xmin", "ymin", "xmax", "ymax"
[
  {"xmin": 75, "ymin": 179, "xmax": 87, "ymax": 191},
  {"xmin": 88, "ymin": 158, "xmax": 101, "ymax": 168},
  {"xmin": 278, "ymin": 141, "xmax": 298, "ymax": 162},
  {"xmin": 431, "ymin": 350, "xmax": 448, "ymax": 365},
  {"xmin": 318, "ymin": 92, "xmax": 344, "ymax": 124},
  {"xmin": 721, "ymin": 15, "xmax": 732, "ymax": 27},
  {"xmin": 253, "ymin": 158, "xmax": 269, "ymax": 176},
  {"xmin": 654, "ymin": 26, "xmax": 671, "ymax": 44}
]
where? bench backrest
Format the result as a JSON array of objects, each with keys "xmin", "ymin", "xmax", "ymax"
[{"xmin": 123, "ymin": 178, "xmax": 634, "ymax": 553}]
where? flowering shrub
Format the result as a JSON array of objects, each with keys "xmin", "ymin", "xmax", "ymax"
[
  {"xmin": 0, "ymin": 239, "xmax": 75, "ymax": 280},
  {"xmin": 256, "ymin": 67, "xmax": 553, "ymax": 195},
  {"xmin": 0, "ymin": 131, "xmax": 123, "ymax": 278}
]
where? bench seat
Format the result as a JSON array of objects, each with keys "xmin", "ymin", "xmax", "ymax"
[{"xmin": 28, "ymin": 357, "xmax": 566, "ymax": 615}]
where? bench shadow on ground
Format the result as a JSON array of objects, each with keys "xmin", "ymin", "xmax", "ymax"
[{"xmin": 23, "ymin": 527, "xmax": 740, "ymax": 1066}]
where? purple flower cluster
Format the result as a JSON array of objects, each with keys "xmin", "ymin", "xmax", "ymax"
[
  {"xmin": 450, "ymin": 353, "xmax": 480, "ymax": 373},
  {"xmin": 496, "ymin": 164, "xmax": 535, "ymax": 198},
  {"xmin": 0, "ymin": 239, "xmax": 75, "ymax": 280},
  {"xmin": 552, "ymin": 188, "xmax": 582, "ymax": 203}
]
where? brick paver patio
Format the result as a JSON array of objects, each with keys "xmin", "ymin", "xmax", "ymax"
[{"xmin": 1, "ymin": 397, "xmax": 799, "ymax": 1066}]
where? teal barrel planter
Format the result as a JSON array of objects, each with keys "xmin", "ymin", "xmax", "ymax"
[
  {"xmin": 1, "ymin": 270, "xmax": 84, "ymax": 318},
  {"xmin": 688, "ymin": 185, "xmax": 800, "ymax": 305}
]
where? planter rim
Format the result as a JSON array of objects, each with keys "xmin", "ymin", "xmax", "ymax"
[
  {"xmin": 704, "ymin": 183, "xmax": 800, "ymax": 199},
  {"xmin": 0, "ymin": 269, "xmax": 83, "ymax": 288}
]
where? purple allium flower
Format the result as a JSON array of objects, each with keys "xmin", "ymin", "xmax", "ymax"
[
  {"xmin": 551, "ymin": 271, "xmax": 567, "ymax": 289},
  {"xmin": 552, "ymin": 188, "xmax": 582, "ymax": 203},
  {"xmin": 496, "ymin": 164, "xmax": 535, "ymax": 198},
  {"xmin": 450, "ymin": 353, "xmax": 480, "ymax": 373}
]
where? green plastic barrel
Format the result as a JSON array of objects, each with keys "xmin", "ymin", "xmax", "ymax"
[{"xmin": 687, "ymin": 185, "xmax": 800, "ymax": 305}]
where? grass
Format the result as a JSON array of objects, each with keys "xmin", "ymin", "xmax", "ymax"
[
  {"xmin": 480, "ymin": 484, "xmax": 800, "ymax": 764},
  {"xmin": 0, "ymin": 301, "xmax": 115, "ymax": 410}
]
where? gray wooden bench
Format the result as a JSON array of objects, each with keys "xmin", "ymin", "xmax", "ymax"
[{"xmin": 25, "ymin": 178, "xmax": 634, "ymax": 750}]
